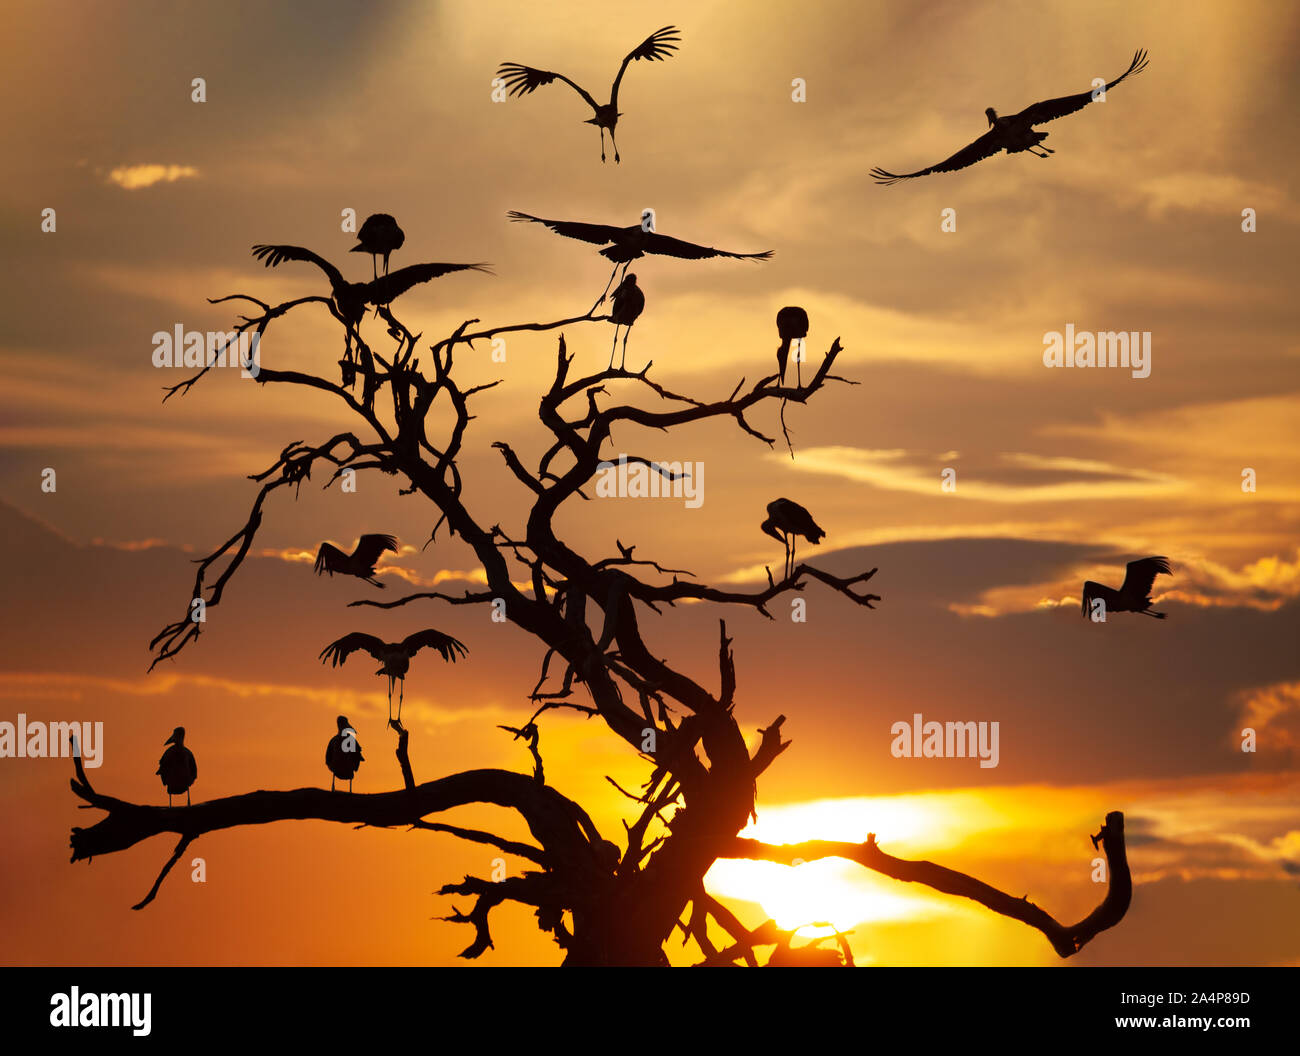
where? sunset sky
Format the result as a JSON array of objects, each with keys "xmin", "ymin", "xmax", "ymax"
[{"xmin": 2, "ymin": 0, "xmax": 1298, "ymax": 966}]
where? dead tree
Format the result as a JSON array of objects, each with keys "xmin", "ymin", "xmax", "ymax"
[{"xmin": 67, "ymin": 251, "xmax": 1131, "ymax": 965}]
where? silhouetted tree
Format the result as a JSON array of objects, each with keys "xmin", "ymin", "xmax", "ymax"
[{"xmin": 66, "ymin": 242, "xmax": 1130, "ymax": 964}]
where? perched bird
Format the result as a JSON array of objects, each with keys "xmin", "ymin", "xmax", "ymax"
[
  {"xmin": 325, "ymin": 715, "xmax": 364, "ymax": 792},
  {"xmin": 320, "ymin": 628, "xmax": 468, "ymax": 730},
  {"xmin": 871, "ymin": 49, "xmax": 1149, "ymax": 184},
  {"xmin": 496, "ymin": 26, "xmax": 681, "ymax": 163},
  {"xmin": 760, "ymin": 498, "xmax": 826, "ymax": 580},
  {"xmin": 608, "ymin": 273, "xmax": 645, "ymax": 370},
  {"xmin": 776, "ymin": 306, "xmax": 809, "ymax": 386},
  {"xmin": 156, "ymin": 726, "xmax": 197, "ymax": 807},
  {"xmin": 508, "ymin": 209, "xmax": 772, "ymax": 306},
  {"xmin": 1082, "ymin": 556, "xmax": 1172, "ymax": 620},
  {"xmin": 313, "ymin": 533, "xmax": 398, "ymax": 589},
  {"xmin": 351, "ymin": 213, "xmax": 405, "ymax": 278}
]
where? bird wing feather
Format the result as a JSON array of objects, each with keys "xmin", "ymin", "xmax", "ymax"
[
  {"xmin": 610, "ymin": 26, "xmax": 681, "ymax": 108},
  {"xmin": 1119, "ymin": 555, "xmax": 1171, "ymax": 599},
  {"xmin": 364, "ymin": 263, "xmax": 492, "ymax": 305},
  {"xmin": 251, "ymin": 244, "xmax": 344, "ymax": 288},
  {"xmin": 507, "ymin": 211, "xmax": 627, "ymax": 246},
  {"xmin": 871, "ymin": 128, "xmax": 1006, "ymax": 184},
  {"xmin": 320, "ymin": 632, "xmax": 387, "ymax": 666},
  {"xmin": 402, "ymin": 628, "xmax": 469, "ymax": 662},
  {"xmin": 353, "ymin": 534, "xmax": 399, "ymax": 565},
  {"xmin": 314, "ymin": 542, "xmax": 347, "ymax": 576},
  {"xmin": 1012, "ymin": 49, "xmax": 1149, "ymax": 126},
  {"xmin": 640, "ymin": 231, "xmax": 773, "ymax": 261},
  {"xmin": 495, "ymin": 63, "xmax": 600, "ymax": 112}
]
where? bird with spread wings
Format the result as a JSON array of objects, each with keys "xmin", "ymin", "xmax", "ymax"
[
  {"xmin": 320, "ymin": 629, "xmax": 469, "ymax": 730},
  {"xmin": 872, "ymin": 49, "xmax": 1149, "ymax": 185},
  {"xmin": 1081, "ymin": 555, "xmax": 1172, "ymax": 620},
  {"xmin": 496, "ymin": 26, "xmax": 681, "ymax": 163}
]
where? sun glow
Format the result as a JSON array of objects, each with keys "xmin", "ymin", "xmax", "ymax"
[{"xmin": 704, "ymin": 794, "xmax": 1000, "ymax": 933}]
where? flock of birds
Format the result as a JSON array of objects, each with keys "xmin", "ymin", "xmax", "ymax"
[
  {"xmin": 152, "ymin": 538, "xmax": 1170, "ymax": 805},
  {"xmin": 149, "ymin": 33, "xmax": 1167, "ymax": 807}
]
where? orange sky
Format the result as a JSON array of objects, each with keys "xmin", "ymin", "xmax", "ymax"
[{"xmin": 1, "ymin": 0, "xmax": 1298, "ymax": 966}]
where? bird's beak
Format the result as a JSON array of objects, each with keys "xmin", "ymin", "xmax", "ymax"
[{"xmin": 164, "ymin": 733, "xmax": 177, "ymax": 745}]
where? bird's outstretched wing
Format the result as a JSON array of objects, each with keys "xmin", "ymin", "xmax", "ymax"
[
  {"xmin": 319, "ymin": 632, "xmax": 387, "ymax": 667},
  {"xmin": 1081, "ymin": 580, "xmax": 1105, "ymax": 616},
  {"xmin": 353, "ymin": 533, "xmax": 398, "ymax": 566},
  {"xmin": 1013, "ymin": 49, "xmax": 1149, "ymax": 126},
  {"xmin": 871, "ymin": 128, "xmax": 1005, "ymax": 185},
  {"xmin": 401, "ymin": 628, "xmax": 469, "ymax": 663},
  {"xmin": 507, "ymin": 210, "xmax": 627, "ymax": 246},
  {"xmin": 364, "ymin": 263, "xmax": 492, "ymax": 305},
  {"xmin": 495, "ymin": 63, "xmax": 601, "ymax": 113},
  {"xmin": 1119, "ymin": 555, "xmax": 1171, "ymax": 599},
  {"xmin": 314, "ymin": 542, "xmax": 348, "ymax": 576},
  {"xmin": 251, "ymin": 244, "xmax": 345, "ymax": 288},
  {"xmin": 641, "ymin": 231, "xmax": 773, "ymax": 261},
  {"xmin": 610, "ymin": 26, "xmax": 681, "ymax": 109}
]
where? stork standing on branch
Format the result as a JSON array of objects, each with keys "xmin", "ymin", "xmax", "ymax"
[
  {"xmin": 325, "ymin": 715, "xmax": 364, "ymax": 792},
  {"xmin": 761, "ymin": 498, "xmax": 826, "ymax": 580},
  {"xmin": 608, "ymin": 273, "xmax": 645, "ymax": 370},
  {"xmin": 156, "ymin": 727, "xmax": 197, "ymax": 806},
  {"xmin": 871, "ymin": 49, "xmax": 1149, "ymax": 184},
  {"xmin": 496, "ymin": 26, "xmax": 681, "ymax": 163}
]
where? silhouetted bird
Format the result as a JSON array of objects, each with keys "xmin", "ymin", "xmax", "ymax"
[
  {"xmin": 326, "ymin": 715, "xmax": 364, "ymax": 792},
  {"xmin": 871, "ymin": 49, "xmax": 1149, "ymax": 184},
  {"xmin": 776, "ymin": 306, "xmax": 809, "ymax": 385},
  {"xmin": 497, "ymin": 26, "xmax": 681, "ymax": 163},
  {"xmin": 320, "ymin": 629, "xmax": 468, "ymax": 729},
  {"xmin": 508, "ymin": 209, "xmax": 772, "ymax": 305},
  {"xmin": 156, "ymin": 726, "xmax": 197, "ymax": 806},
  {"xmin": 761, "ymin": 498, "xmax": 826, "ymax": 579},
  {"xmin": 251, "ymin": 245, "xmax": 489, "ymax": 331},
  {"xmin": 351, "ymin": 213, "xmax": 405, "ymax": 278},
  {"xmin": 313, "ymin": 534, "xmax": 398, "ymax": 589},
  {"xmin": 608, "ymin": 273, "xmax": 645, "ymax": 369},
  {"xmin": 1082, "ymin": 556, "xmax": 1172, "ymax": 620}
]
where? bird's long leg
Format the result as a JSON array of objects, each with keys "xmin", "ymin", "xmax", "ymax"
[
  {"xmin": 386, "ymin": 675, "xmax": 395, "ymax": 728},
  {"xmin": 332, "ymin": 774, "xmax": 337, "ymax": 792},
  {"xmin": 611, "ymin": 129, "xmax": 621, "ymax": 164},
  {"xmin": 396, "ymin": 678, "xmax": 404, "ymax": 726},
  {"xmin": 187, "ymin": 789, "xmax": 191, "ymax": 806},
  {"xmin": 599, "ymin": 127, "xmax": 607, "ymax": 163},
  {"xmin": 609, "ymin": 325, "xmax": 620, "ymax": 369},
  {"xmin": 591, "ymin": 264, "xmax": 620, "ymax": 314},
  {"xmin": 167, "ymin": 793, "xmax": 172, "ymax": 807},
  {"xmin": 620, "ymin": 327, "xmax": 630, "ymax": 370},
  {"xmin": 371, "ymin": 255, "xmax": 377, "ymax": 281}
]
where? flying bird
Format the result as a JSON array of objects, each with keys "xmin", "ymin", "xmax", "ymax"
[
  {"xmin": 507, "ymin": 209, "xmax": 772, "ymax": 306},
  {"xmin": 760, "ymin": 498, "xmax": 826, "ymax": 580},
  {"xmin": 251, "ymin": 245, "xmax": 489, "ymax": 331},
  {"xmin": 156, "ymin": 726, "xmax": 197, "ymax": 806},
  {"xmin": 313, "ymin": 533, "xmax": 398, "ymax": 589},
  {"xmin": 608, "ymin": 273, "xmax": 645, "ymax": 370},
  {"xmin": 320, "ymin": 628, "xmax": 468, "ymax": 730},
  {"xmin": 871, "ymin": 49, "xmax": 1149, "ymax": 185},
  {"xmin": 776, "ymin": 306, "xmax": 809, "ymax": 386},
  {"xmin": 351, "ymin": 213, "xmax": 405, "ymax": 278},
  {"xmin": 496, "ymin": 26, "xmax": 682, "ymax": 163},
  {"xmin": 1082, "ymin": 556, "xmax": 1172, "ymax": 620},
  {"xmin": 325, "ymin": 715, "xmax": 364, "ymax": 792}
]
